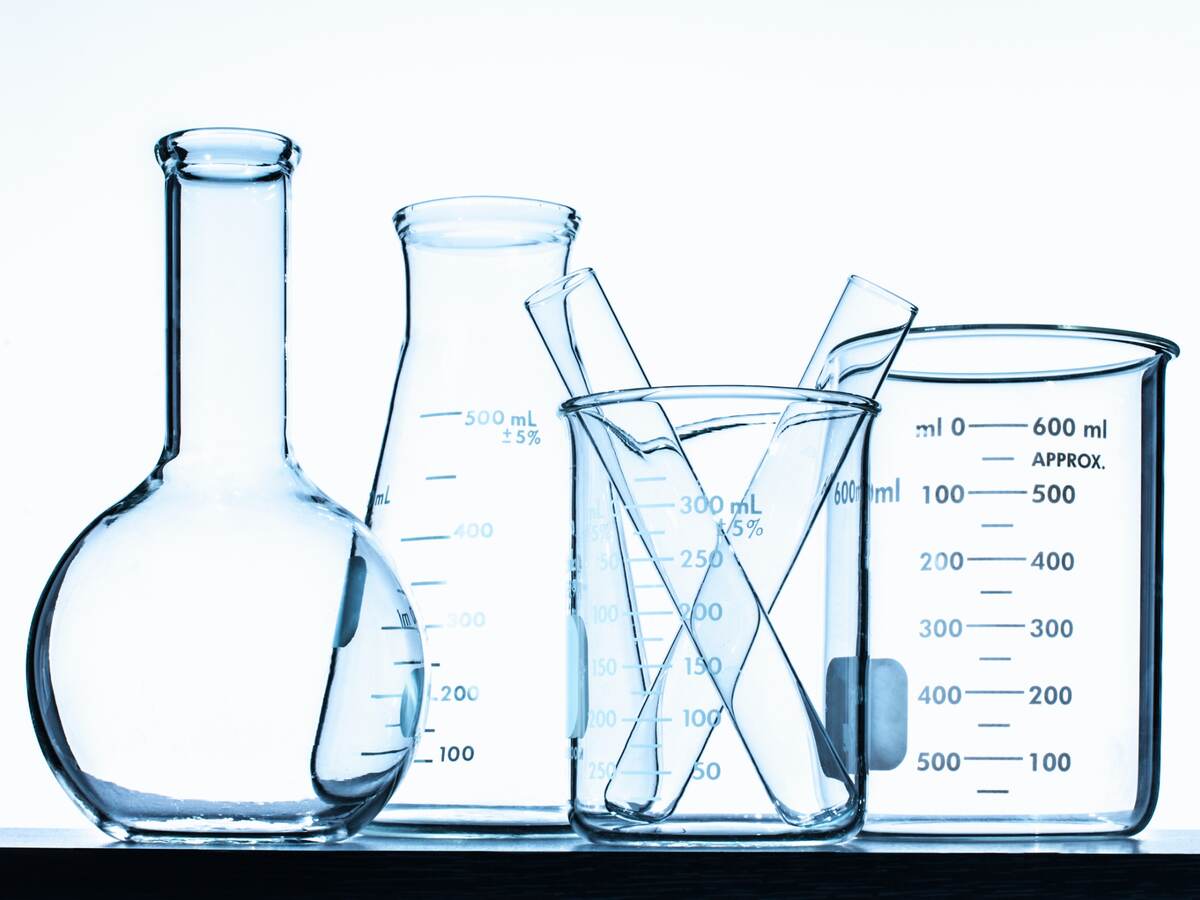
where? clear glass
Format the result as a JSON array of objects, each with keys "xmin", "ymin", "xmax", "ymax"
[
  {"xmin": 27, "ymin": 128, "xmax": 424, "ymax": 843},
  {"xmin": 563, "ymin": 387, "xmax": 876, "ymax": 844},
  {"xmin": 525, "ymin": 270, "xmax": 908, "ymax": 832},
  {"xmin": 848, "ymin": 325, "xmax": 1178, "ymax": 836},
  {"xmin": 367, "ymin": 196, "xmax": 579, "ymax": 831}
]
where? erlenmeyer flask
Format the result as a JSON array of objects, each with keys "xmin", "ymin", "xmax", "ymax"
[
  {"xmin": 367, "ymin": 196, "xmax": 579, "ymax": 830},
  {"xmin": 27, "ymin": 128, "xmax": 423, "ymax": 842}
]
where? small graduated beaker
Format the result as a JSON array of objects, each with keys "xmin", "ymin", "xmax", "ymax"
[
  {"xmin": 564, "ymin": 386, "xmax": 875, "ymax": 843},
  {"xmin": 367, "ymin": 197, "xmax": 579, "ymax": 830},
  {"xmin": 848, "ymin": 325, "xmax": 1178, "ymax": 836},
  {"xmin": 27, "ymin": 129, "xmax": 423, "ymax": 842}
]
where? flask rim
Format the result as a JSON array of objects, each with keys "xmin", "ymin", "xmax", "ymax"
[
  {"xmin": 393, "ymin": 195, "xmax": 580, "ymax": 248},
  {"xmin": 155, "ymin": 128, "xmax": 300, "ymax": 179}
]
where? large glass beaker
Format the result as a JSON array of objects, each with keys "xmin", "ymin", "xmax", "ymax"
[
  {"xmin": 368, "ymin": 196, "xmax": 579, "ymax": 830},
  {"xmin": 27, "ymin": 128, "xmax": 423, "ymax": 842},
  {"xmin": 846, "ymin": 325, "xmax": 1178, "ymax": 836}
]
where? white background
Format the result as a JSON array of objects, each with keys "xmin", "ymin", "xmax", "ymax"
[{"xmin": 1, "ymin": 0, "xmax": 1196, "ymax": 830}]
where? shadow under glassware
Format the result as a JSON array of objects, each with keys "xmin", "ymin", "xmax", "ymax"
[{"xmin": 27, "ymin": 128, "xmax": 424, "ymax": 843}]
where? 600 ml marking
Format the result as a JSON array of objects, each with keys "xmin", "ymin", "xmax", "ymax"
[{"xmin": 832, "ymin": 477, "xmax": 901, "ymax": 505}]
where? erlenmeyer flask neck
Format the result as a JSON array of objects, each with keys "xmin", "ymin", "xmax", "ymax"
[
  {"xmin": 156, "ymin": 129, "xmax": 300, "ymax": 478},
  {"xmin": 395, "ymin": 196, "xmax": 579, "ymax": 340}
]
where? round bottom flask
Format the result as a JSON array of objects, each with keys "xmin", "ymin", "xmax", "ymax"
[{"xmin": 27, "ymin": 129, "xmax": 424, "ymax": 843}]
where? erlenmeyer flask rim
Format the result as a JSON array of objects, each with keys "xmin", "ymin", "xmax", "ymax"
[{"xmin": 393, "ymin": 195, "xmax": 580, "ymax": 248}]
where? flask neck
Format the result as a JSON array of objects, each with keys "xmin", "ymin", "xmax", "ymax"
[
  {"xmin": 162, "ymin": 169, "xmax": 291, "ymax": 471},
  {"xmin": 394, "ymin": 197, "xmax": 579, "ymax": 342},
  {"xmin": 401, "ymin": 242, "xmax": 574, "ymax": 339}
]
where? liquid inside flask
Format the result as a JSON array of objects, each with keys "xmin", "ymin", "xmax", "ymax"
[
  {"xmin": 367, "ymin": 196, "xmax": 579, "ymax": 830},
  {"xmin": 27, "ymin": 128, "xmax": 424, "ymax": 842}
]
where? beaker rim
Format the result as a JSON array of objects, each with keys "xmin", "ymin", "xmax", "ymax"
[
  {"xmin": 560, "ymin": 384, "xmax": 879, "ymax": 416},
  {"xmin": 832, "ymin": 323, "xmax": 1179, "ymax": 383},
  {"xmin": 393, "ymin": 196, "xmax": 580, "ymax": 248},
  {"xmin": 155, "ymin": 128, "xmax": 300, "ymax": 178}
]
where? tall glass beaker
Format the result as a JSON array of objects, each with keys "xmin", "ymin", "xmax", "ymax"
[{"xmin": 368, "ymin": 197, "xmax": 579, "ymax": 830}]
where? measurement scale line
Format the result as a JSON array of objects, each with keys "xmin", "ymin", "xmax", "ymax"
[
  {"xmin": 635, "ymin": 610, "xmax": 674, "ymax": 616},
  {"xmin": 967, "ymin": 556, "xmax": 1027, "ymax": 562},
  {"xmin": 630, "ymin": 556, "xmax": 675, "ymax": 563},
  {"xmin": 621, "ymin": 770, "xmax": 672, "ymax": 776},
  {"xmin": 968, "ymin": 490, "xmax": 1028, "ymax": 495},
  {"xmin": 361, "ymin": 749, "xmax": 406, "ymax": 757},
  {"xmin": 964, "ymin": 756, "xmax": 1023, "ymax": 762},
  {"xmin": 977, "ymin": 789, "xmax": 1010, "ymax": 794},
  {"xmin": 401, "ymin": 535, "xmax": 451, "ymax": 542},
  {"xmin": 981, "ymin": 523, "xmax": 1014, "ymax": 529},
  {"xmin": 381, "ymin": 625, "xmax": 418, "ymax": 631},
  {"xmin": 370, "ymin": 693, "xmax": 405, "ymax": 699},
  {"xmin": 622, "ymin": 663, "xmax": 672, "ymax": 670},
  {"xmin": 979, "ymin": 656, "xmax": 1013, "ymax": 661},
  {"xmin": 393, "ymin": 660, "xmax": 422, "ymax": 665},
  {"xmin": 978, "ymin": 723, "xmax": 1011, "ymax": 728},
  {"xmin": 980, "ymin": 590, "xmax": 1013, "ymax": 595},
  {"xmin": 965, "ymin": 689, "xmax": 1025, "ymax": 695},
  {"xmin": 413, "ymin": 759, "xmax": 433, "ymax": 764},
  {"xmin": 982, "ymin": 456, "xmax": 1016, "ymax": 462},
  {"xmin": 632, "ymin": 502, "xmax": 676, "ymax": 509},
  {"xmin": 969, "ymin": 423, "xmax": 1029, "ymax": 429},
  {"xmin": 967, "ymin": 623, "xmax": 1025, "ymax": 629},
  {"xmin": 633, "ymin": 583, "xmax": 666, "ymax": 589},
  {"xmin": 425, "ymin": 474, "xmax": 457, "ymax": 481},
  {"xmin": 621, "ymin": 717, "xmax": 673, "ymax": 723},
  {"xmin": 419, "ymin": 411, "xmax": 463, "ymax": 418},
  {"xmin": 634, "ymin": 476, "xmax": 668, "ymax": 482}
]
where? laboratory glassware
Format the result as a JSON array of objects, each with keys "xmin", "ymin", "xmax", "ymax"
[
  {"xmin": 27, "ymin": 128, "xmax": 424, "ymax": 843},
  {"xmin": 367, "ymin": 196, "xmax": 579, "ymax": 830},
  {"xmin": 847, "ymin": 325, "xmax": 1178, "ymax": 836},
  {"xmin": 562, "ymin": 386, "xmax": 876, "ymax": 842},
  {"xmin": 527, "ymin": 270, "xmax": 914, "ymax": 824}
]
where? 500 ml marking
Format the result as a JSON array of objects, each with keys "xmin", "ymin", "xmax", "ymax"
[{"xmin": 463, "ymin": 408, "xmax": 542, "ymax": 447}]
